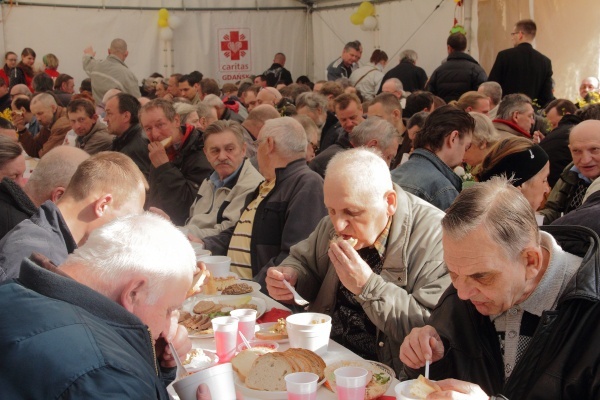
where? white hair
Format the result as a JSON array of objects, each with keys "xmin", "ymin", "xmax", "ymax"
[
  {"xmin": 350, "ymin": 116, "xmax": 398, "ymax": 149},
  {"xmin": 202, "ymin": 94, "xmax": 224, "ymax": 109},
  {"xmin": 260, "ymin": 117, "xmax": 307, "ymax": 158},
  {"xmin": 383, "ymin": 78, "xmax": 403, "ymax": 92},
  {"xmin": 64, "ymin": 213, "xmax": 196, "ymax": 304}
]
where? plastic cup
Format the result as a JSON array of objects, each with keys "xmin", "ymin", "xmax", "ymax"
[
  {"xmin": 211, "ymin": 316, "xmax": 238, "ymax": 363},
  {"xmin": 286, "ymin": 313, "xmax": 332, "ymax": 355},
  {"xmin": 334, "ymin": 367, "xmax": 368, "ymax": 400},
  {"xmin": 202, "ymin": 255, "xmax": 232, "ymax": 277},
  {"xmin": 195, "ymin": 249, "xmax": 212, "ymax": 260},
  {"xmin": 172, "ymin": 363, "xmax": 236, "ymax": 400},
  {"xmin": 230, "ymin": 308, "xmax": 257, "ymax": 344},
  {"xmin": 535, "ymin": 213, "xmax": 544, "ymax": 226},
  {"xmin": 394, "ymin": 380, "xmax": 420, "ymax": 400},
  {"xmin": 285, "ymin": 372, "xmax": 318, "ymax": 400}
]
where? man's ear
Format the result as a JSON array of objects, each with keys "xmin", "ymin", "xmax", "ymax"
[
  {"xmin": 522, "ymin": 246, "xmax": 544, "ymax": 282},
  {"xmin": 119, "ymin": 277, "xmax": 147, "ymax": 313},
  {"xmin": 385, "ymin": 189, "xmax": 397, "ymax": 216},
  {"xmin": 447, "ymin": 130, "xmax": 460, "ymax": 148},
  {"xmin": 50, "ymin": 186, "xmax": 65, "ymax": 203},
  {"xmin": 93, "ymin": 193, "xmax": 113, "ymax": 218}
]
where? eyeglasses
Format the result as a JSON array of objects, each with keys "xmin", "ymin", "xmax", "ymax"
[{"xmin": 309, "ymin": 142, "xmax": 319, "ymax": 153}]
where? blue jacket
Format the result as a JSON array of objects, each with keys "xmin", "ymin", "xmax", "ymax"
[
  {"xmin": 391, "ymin": 148, "xmax": 462, "ymax": 211},
  {"xmin": 0, "ymin": 256, "xmax": 173, "ymax": 399}
]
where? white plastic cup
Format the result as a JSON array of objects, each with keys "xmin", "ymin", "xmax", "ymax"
[
  {"xmin": 211, "ymin": 316, "xmax": 238, "ymax": 363},
  {"xmin": 535, "ymin": 213, "xmax": 544, "ymax": 226},
  {"xmin": 195, "ymin": 249, "xmax": 212, "ymax": 260},
  {"xmin": 172, "ymin": 363, "xmax": 236, "ymax": 400},
  {"xmin": 334, "ymin": 367, "xmax": 369, "ymax": 400},
  {"xmin": 394, "ymin": 380, "xmax": 420, "ymax": 400},
  {"xmin": 202, "ymin": 255, "xmax": 232, "ymax": 277},
  {"xmin": 230, "ymin": 308, "xmax": 257, "ymax": 344},
  {"xmin": 285, "ymin": 372, "xmax": 318, "ymax": 400}
]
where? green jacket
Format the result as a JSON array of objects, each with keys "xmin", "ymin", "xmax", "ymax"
[{"xmin": 539, "ymin": 162, "xmax": 588, "ymax": 224}]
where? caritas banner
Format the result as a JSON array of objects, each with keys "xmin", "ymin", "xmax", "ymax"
[{"xmin": 218, "ymin": 28, "xmax": 252, "ymax": 82}]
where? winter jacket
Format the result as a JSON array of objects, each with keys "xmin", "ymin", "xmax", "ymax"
[
  {"xmin": 539, "ymin": 114, "xmax": 581, "ymax": 188},
  {"xmin": 0, "ymin": 201, "xmax": 76, "ymax": 283},
  {"xmin": 426, "ymin": 52, "xmax": 488, "ymax": 103},
  {"xmin": 75, "ymin": 120, "xmax": 114, "ymax": 155},
  {"xmin": 391, "ymin": 148, "xmax": 462, "ymax": 211},
  {"xmin": 552, "ymin": 191, "xmax": 600, "ymax": 237},
  {"xmin": 18, "ymin": 106, "xmax": 71, "ymax": 158},
  {"xmin": 181, "ymin": 159, "xmax": 263, "ymax": 239},
  {"xmin": 309, "ymin": 133, "xmax": 352, "ymax": 178},
  {"xmin": 493, "ymin": 119, "xmax": 532, "ymax": 139},
  {"xmin": 82, "ymin": 54, "xmax": 141, "ymax": 105},
  {"xmin": 0, "ymin": 255, "xmax": 172, "ymax": 399},
  {"xmin": 0, "ymin": 178, "xmax": 37, "ymax": 241},
  {"xmin": 378, "ymin": 60, "xmax": 427, "ymax": 94},
  {"xmin": 283, "ymin": 184, "xmax": 449, "ymax": 377},
  {"xmin": 263, "ymin": 63, "xmax": 293, "ymax": 87},
  {"xmin": 147, "ymin": 126, "xmax": 213, "ymax": 226},
  {"xmin": 203, "ymin": 159, "xmax": 327, "ymax": 284},
  {"xmin": 326, "ymin": 58, "xmax": 355, "ymax": 81},
  {"xmin": 112, "ymin": 123, "xmax": 151, "ymax": 179},
  {"xmin": 539, "ymin": 162, "xmax": 589, "ymax": 224},
  {"xmin": 405, "ymin": 226, "xmax": 600, "ymax": 400}
]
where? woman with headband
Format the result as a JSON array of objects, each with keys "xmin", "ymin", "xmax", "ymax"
[{"xmin": 477, "ymin": 136, "xmax": 550, "ymax": 211}]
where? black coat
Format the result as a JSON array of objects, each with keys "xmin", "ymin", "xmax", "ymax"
[
  {"xmin": 378, "ymin": 60, "xmax": 427, "ymax": 94},
  {"xmin": 488, "ymin": 43, "xmax": 555, "ymax": 107},
  {"xmin": 405, "ymin": 225, "xmax": 600, "ymax": 399},
  {"xmin": 552, "ymin": 191, "xmax": 600, "ymax": 237},
  {"xmin": 263, "ymin": 63, "xmax": 293, "ymax": 87},
  {"xmin": 539, "ymin": 114, "xmax": 582, "ymax": 188},
  {"xmin": 111, "ymin": 123, "xmax": 151, "ymax": 179},
  {"xmin": 426, "ymin": 52, "xmax": 488, "ymax": 103},
  {"xmin": 0, "ymin": 178, "xmax": 37, "ymax": 241}
]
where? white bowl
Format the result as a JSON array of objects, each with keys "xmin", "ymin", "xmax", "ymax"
[
  {"xmin": 394, "ymin": 380, "xmax": 420, "ymax": 400},
  {"xmin": 195, "ymin": 249, "xmax": 212, "ymax": 260},
  {"xmin": 172, "ymin": 363, "xmax": 236, "ymax": 400},
  {"xmin": 286, "ymin": 313, "xmax": 332, "ymax": 355},
  {"xmin": 200, "ymin": 255, "xmax": 231, "ymax": 278}
]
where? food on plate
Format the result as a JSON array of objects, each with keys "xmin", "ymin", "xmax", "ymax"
[
  {"xmin": 255, "ymin": 318, "xmax": 288, "ymax": 340},
  {"xmin": 213, "ymin": 275, "xmax": 237, "ymax": 291},
  {"xmin": 231, "ymin": 347, "xmax": 275, "ymax": 381},
  {"xmin": 182, "ymin": 348, "xmax": 213, "ymax": 371},
  {"xmin": 183, "ymin": 298, "xmax": 257, "ymax": 335},
  {"xmin": 178, "ymin": 311, "xmax": 191, "ymax": 323},
  {"xmin": 242, "ymin": 348, "xmax": 326, "ymax": 391},
  {"xmin": 193, "ymin": 300, "xmax": 218, "ymax": 315},
  {"xmin": 179, "ymin": 314, "xmax": 212, "ymax": 333},
  {"xmin": 160, "ymin": 136, "xmax": 173, "ymax": 148},
  {"xmin": 221, "ymin": 282, "xmax": 254, "ymax": 295},
  {"xmin": 409, "ymin": 375, "xmax": 442, "ymax": 399},
  {"xmin": 330, "ymin": 234, "xmax": 358, "ymax": 248},
  {"xmin": 324, "ymin": 360, "xmax": 394, "ymax": 400}
]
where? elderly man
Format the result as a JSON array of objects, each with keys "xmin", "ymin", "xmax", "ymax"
[
  {"xmin": 67, "ymin": 98, "xmax": 113, "ymax": 155},
  {"xmin": 379, "ymin": 50, "xmax": 427, "ymax": 94},
  {"xmin": 392, "ymin": 105, "xmax": 474, "ymax": 210},
  {"xmin": 11, "ymin": 95, "xmax": 39, "ymax": 136},
  {"xmin": 13, "ymin": 93, "xmax": 71, "ymax": 157},
  {"xmin": 181, "ymin": 121, "xmax": 263, "ymax": 239},
  {"xmin": 400, "ymin": 177, "xmax": 600, "ymax": 399},
  {"xmin": 577, "ymin": 76, "xmax": 599, "ymax": 105},
  {"xmin": 492, "ymin": 93, "xmax": 535, "ymax": 139},
  {"xmin": 539, "ymin": 119, "xmax": 600, "ymax": 224},
  {"xmin": 256, "ymin": 87, "xmax": 282, "ymax": 108},
  {"xmin": 0, "ymin": 213, "xmax": 196, "ymax": 399},
  {"xmin": 310, "ymin": 93, "xmax": 365, "ymax": 177},
  {"xmin": 346, "ymin": 116, "xmax": 399, "ymax": 166},
  {"xmin": 296, "ymin": 91, "xmax": 328, "ymax": 133},
  {"xmin": 0, "ymin": 152, "xmax": 147, "ymax": 282},
  {"xmin": 488, "ymin": 19, "xmax": 554, "ymax": 107},
  {"xmin": 141, "ymin": 98, "xmax": 212, "ymax": 226},
  {"xmin": 105, "ymin": 93, "xmax": 151, "ymax": 178},
  {"xmin": 368, "ymin": 93, "xmax": 409, "ymax": 168},
  {"xmin": 82, "ymin": 38, "xmax": 141, "ymax": 104},
  {"xmin": 202, "ymin": 94, "xmax": 245, "ymax": 123},
  {"xmin": 478, "ymin": 81, "xmax": 502, "ymax": 119},
  {"xmin": 294, "ymin": 115, "xmax": 321, "ymax": 163},
  {"xmin": 267, "ymin": 148, "xmax": 448, "ymax": 375},
  {"xmin": 240, "ymin": 104, "xmax": 280, "ymax": 158},
  {"xmin": 299, "ymin": 89, "xmax": 342, "ymax": 152},
  {"xmin": 201, "ymin": 117, "xmax": 326, "ymax": 282},
  {"xmin": 327, "ymin": 41, "xmax": 361, "ymax": 81},
  {"xmin": 381, "ymin": 78, "xmax": 404, "ymax": 99}
]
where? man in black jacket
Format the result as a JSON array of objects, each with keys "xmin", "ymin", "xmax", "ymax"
[
  {"xmin": 378, "ymin": 49, "xmax": 427, "ymax": 94},
  {"xmin": 400, "ymin": 177, "xmax": 600, "ymax": 399},
  {"xmin": 426, "ymin": 33, "xmax": 487, "ymax": 103},
  {"xmin": 488, "ymin": 19, "xmax": 555, "ymax": 108},
  {"xmin": 263, "ymin": 52, "xmax": 293, "ymax": 87}
]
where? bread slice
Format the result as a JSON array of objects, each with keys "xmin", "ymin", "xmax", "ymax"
[
  {"xmin": 409, "ymin": 375, "xmax": 442, "ymax": 399},
  {"xmin": 232, "ymin": 348, "xmax": 271, "ymax": 381},
  {"xmin": 245, "ymin": 353, "xmax": 295, "ymax": 391},
  {"xmin": 160, "ymin": 136, "xmax": 173, "ymax": 148}
]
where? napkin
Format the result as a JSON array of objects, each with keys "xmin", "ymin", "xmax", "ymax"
[{"xmin": 256, "ymin": 307, "xmax": 291, "ymax": 324}]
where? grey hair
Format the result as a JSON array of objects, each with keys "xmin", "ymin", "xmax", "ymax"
[
  {"xmin": 325, "ymin": 147, "xmax": 393, "ymax": 204},
  {"xmin": 31, "ymin": 92, "xmax": 57, "ymax": 108},
  {"xmin": 64, "ymin": 212, "xmax": 196, "ymax": 304},
  {"xmin": 469, "ymin": 112, "xmax": 500, "ymax": 147},
  {"xmin": 173, "ymin": 102, "xmax": 197, "ymax": 124},
  {"xmin": 442, "ymin": 176, "xmax": 540, "ymax": 261},
  {"xmin": 350, "ymin": 116, "xmax": 398, "ymax": 149},
  {"xmin": 496, "ymin": 93, "xmax": 532, "ymax": 120},
  {"xmin": 202, "ymin": 94, "xmax": 224, "ymax": 109},
  {"xmin": 25, "ymin": 146, "xmax": 90, "ymax": 206},
  {"xmin": 478, "ymin": 82, "xmax": 502, "ymax": 106},
  {"xmin": 295, "ymin": 92, "xmax": 328, "ymax": 113},
  {"xmin": 384, "ymin": 78, "xmax": 403, "ymax": 92},
  {"xmin": 196, "ymin": 102, "xmax": 214, "ymax": 119},
  {"xmin": 400, "ymin": 49, "xmax": 418, "ymax": 63},
  {"xmin": 335, "ymin": 78, "xmax": 353, "ymax": 90},
  {"xmin": 260, "ymin": 116, "xmax": 307, "ymax": 158}
]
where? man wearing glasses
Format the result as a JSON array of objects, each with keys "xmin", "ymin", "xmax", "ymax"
[{"xmin": 488, "ymin": 19, "xmax": 555, "ymax": 108}]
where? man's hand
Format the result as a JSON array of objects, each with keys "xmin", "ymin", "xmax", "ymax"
[
  {"xmin": 148, "ymin": 141, "xmax": 170, "ymax": 168},
  {"xmin": 157, "ymin": 319, "xmax": 192, "ymax": 369},
  {"xmin": 163, "ymin": 93, "xmax": 174, "ymax": 101},
  {"xmin": 427, "ymin": 379, "xmax": 489, "ymax": 399},
  {"xmin": 533, "ymin": 130, "xmax": 545, "ymax": 144},
  {"xmin": 148, "ymin": 207, "xmax": 171, "ymax": 221},
  {"xmin": 266, "ymin": 266, "xmax": 299, "ymax": 302},
  {"xmin": 11, "ymin": 112, "xmax": 26, "ymax": 132},
  {"xmin": 83, "ymin": 45, "xmax": 96, "ymax": 57},
  {"xmin": 400, "ymin": 325, "xmax": 445, "ymax": 369},
  {"xmin": 328, "ymin": 241, "xmax": 373, "ymax": 295}
]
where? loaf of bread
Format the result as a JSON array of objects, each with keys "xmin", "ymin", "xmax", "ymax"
[{"xmin": 232, "ymin": 348, "xmax": 272, "ymax": 381}]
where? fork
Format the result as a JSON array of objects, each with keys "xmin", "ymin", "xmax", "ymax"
[
  {"xmin": 169, "ymin": 341, "xmax": 187, "ymax": 380},
  {"xmin": 282, "ymin": 279, "xmax": 309, "ymax": 306}
]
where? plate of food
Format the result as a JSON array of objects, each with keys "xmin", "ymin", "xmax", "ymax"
[
  {"xmin": 232, "ymin": 348, "xmax": 326, "ymax": 400},
  {"xmin": 179, "ymin": 295, "xmax": 266, "ymax": 338},
  {"xmin": 182, "ymin": 348, "xmax": 219, "ymax": 374},
  {"xmin": 196, "ymin": 273, "xmax": 261, "ymax": 297},
  {"xmin": 323, "ymin": 360, "xmax": 395, "ymax": 400},
  {"xmin": 255, "ymin": 319, "xmax": 288, "ymax": 342}
]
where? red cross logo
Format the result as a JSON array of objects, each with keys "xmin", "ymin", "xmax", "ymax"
[{"xmin": 220, "ymin": 31, "xmax": 248, "ymax": 61}]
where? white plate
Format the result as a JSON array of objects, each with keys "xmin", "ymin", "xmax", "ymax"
[
  {"xmin": 255, "ymin": 322, "xmax": 289, "ymax": 343},
  {"xmin": 183, "ymin": 349, "xmax": 219, "ymax": 373},
  {"xmin": 324, "ymin": 360, "xmax": 395, "ymax": 400},
  {"xmin": 181, "ymin": 295, "xmax": 267, "ymax": 338},
  {"xmin": 233, "ymin": 372, "xmax": 326, "ymax": 400}
]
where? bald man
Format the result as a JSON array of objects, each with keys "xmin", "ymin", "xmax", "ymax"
[{"xmin": 263, "ymin": 52, "xmax": 293, "ymax": 87}]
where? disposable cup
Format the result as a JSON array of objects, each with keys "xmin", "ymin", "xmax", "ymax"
[
  {"xmin": 394, "ymin": 380, "xmax": 420, "ymax": 400},
  {"xmin": 211, "ymin": 316, "xmax": 238, "ymax": 363},
  {"xmin": 202, "ymin": 255, "xmax": 231, "ymax": 277},
  {"xmin": 195, "ymin": 249, "xmax": 212, "ymax": 260},
  {"xmin": 286, "ymin": 313, "xmax": 332, "ymax": 355},
  {"xmin": 334, "ymin": 367, "xmax": 368, "ymax": 400},
  {"xmin": 172, "ymin": 363, "xmax": 236, "ymax": 400},
  {"xmin": 285, "ymin": 372, "xmax": 318, "ymax": 400},
  {"xmin": 230, "ymin": 308, "xmax": 257, "ymax": 344}
]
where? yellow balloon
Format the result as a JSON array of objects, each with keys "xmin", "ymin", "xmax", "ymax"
[
  {"xmin": 158, "ymin": 8, "xmax": 169, "ymax": 19},
  {"xmin": 350, "ymin": 12, "xmax": 365, "ymax": 25},
  {"xmin": 358, "ymin": 1, "xmax": 375, "ymax": 16},
  {"xmin": 158, "ymin": 18, "xmax": 169, "ymax": 27}
]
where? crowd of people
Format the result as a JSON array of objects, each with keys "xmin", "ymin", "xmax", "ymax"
[{"xmin": 1, "ymin": 17, "xmax": 600, "ymax": 399}]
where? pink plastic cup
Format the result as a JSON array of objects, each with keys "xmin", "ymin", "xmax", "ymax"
[
  {"xmin": 230, "ymin": 308, "xmax": 257, "ymax": 345},
  {"xmin": 211, "ymin": 316, "xmax": 238, "ymax": 363},
  {"xmin": 334, "ymin": 366, "xmax": 368, "ymax": 400},
  {"xmin": 285, "ymin": 372, "xmax": 318, "ymax": 400}
]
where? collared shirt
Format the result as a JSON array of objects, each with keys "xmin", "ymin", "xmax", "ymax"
[
  {"xmin": 372, "ymin": 217, "xmax": 392, "ymax": 258},
  {"xmin": 209, "ymin": 162, "xmax": 243, "ymax": 189}
]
